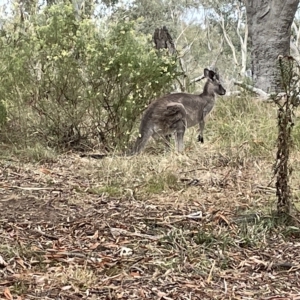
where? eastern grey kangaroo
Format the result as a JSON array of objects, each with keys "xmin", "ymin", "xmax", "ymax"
[{"xmin": 132, "ymin": 68, "xmax": 226, "ymax": 154}]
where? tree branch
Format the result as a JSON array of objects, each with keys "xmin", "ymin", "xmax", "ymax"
[
  {"xmin": 236, "ymin": 4, "xmax": 248, "ymax": 75},
  {"xmin": 219, "ymin": 14, "xmax": 239, "ymax": 66},
  {"xmin": 233, "ymin": 81, "xmax": 269, "ymax": 99},
  {"xmin": 189, "ymin": 75, "xmax": 205, "ymax": 84}
]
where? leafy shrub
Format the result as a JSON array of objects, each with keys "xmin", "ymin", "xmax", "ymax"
[
  {"xmin": 0, "ymin": 3, "xmax": 179, "ymax": 151},
  {"xmin": 85, "ymin": 19, "xmax": 179, "ymax": 149}
]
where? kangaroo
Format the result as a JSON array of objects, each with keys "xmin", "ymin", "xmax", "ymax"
[{"xmin": 132, "ymin": 68, "xmax": 226, "ymax": 154}]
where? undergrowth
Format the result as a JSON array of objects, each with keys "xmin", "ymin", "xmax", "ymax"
[
  {"xmin": 209, "ymin": 93, "xmax": 278, "ymax": 157},
  {"xmin": 2, "ymin": 96, "xmax": 300, "ymax": 298}
]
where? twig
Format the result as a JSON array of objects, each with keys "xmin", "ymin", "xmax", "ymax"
[
  {"xmin": 46, "ymin": 250, "xmax": 102, "ymax": 261},
  {"xmin": 179, "ymin": 167, "xmax": 209, "ymax": 174},
  {"xmin": 207, "ymin": 260, "xmax": 216, "ymax": 283},
  {"xmin": 220, "ymin": 169, "xmax": 232, "ymax": 186},
  {"xmin": 31, "ymin": 228, "xmax": 59, "ymax": 240},
  {"xmin": 233, "ymin": 81, "xmax": 269, "ymax": 99},
  {"xmin": 110, "ymin": 228, "xmax": 163, "ymax": 241},
  {"xmin": 189, "ymin": 75, "xmax": 205, "ymax": 84},
  {"xmin": 270, "ymin": 261, "xmax": 297, "ymax": 270},
  {"xmin": 3, "ymin": 186, "xmax": 63, "ymax": 191}
]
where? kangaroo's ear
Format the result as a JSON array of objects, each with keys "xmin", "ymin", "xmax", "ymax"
[
  {"xmin": 208, "ymin": 70, "xmax": 215, "ymax": 80},
  {"xmin": 204, "ymin": 68, "xmax": 215, "ymax": 80},
  {"xmin": 203, "ymin": 68, "xmax": 210, "ymax": 78},
  {"xmin": 213, "ymin": 73, "xmax": 219, "ymax": 81}
]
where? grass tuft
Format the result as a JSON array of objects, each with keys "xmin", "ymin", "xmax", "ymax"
[{"xmin": 145, "ymin": 172, "xmax": 179, "ymax": 194}]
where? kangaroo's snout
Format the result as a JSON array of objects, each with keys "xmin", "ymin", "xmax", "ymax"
[{"xmin": 219, "ymin": 86, "xmax": 226, "ymax": 95}]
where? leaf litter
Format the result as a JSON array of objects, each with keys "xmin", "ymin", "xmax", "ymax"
[{"xmin": 0, "ymin": 152, "xmax": 300, "ymax": 299}]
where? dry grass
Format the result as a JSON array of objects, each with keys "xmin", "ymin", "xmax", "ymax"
[{"xmin": 1, "ymin": 95, "xmax": 300, "ymax": 299}]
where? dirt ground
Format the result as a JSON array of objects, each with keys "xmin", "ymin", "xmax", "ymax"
[{"xmin": 1, "ymin": 153, "xmax": 300, "ymax": 300}]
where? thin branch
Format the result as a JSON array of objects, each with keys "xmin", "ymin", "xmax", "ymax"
[
  {"xmin": 219, "ymin": 14, "xmax": 239, "ymax": 66},
  {"xmin": 204, "ymin": 10, "xmax": 212, "ymax": 51},
  {"xmin": 189, "ymin": 75, "xmax": 205, "ymax": 85},
  {"xmin": 236, "ymin": 4, "xmax": 248, "ymax": 75}
]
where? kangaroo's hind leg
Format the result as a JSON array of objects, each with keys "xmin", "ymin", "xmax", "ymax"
[
  {"xmin": 174, "ymin": 120, "xmax": 186, "ymax": 152},
  {"xmin": 151, "ymin": 132, "xmax": 172, "ymax": 152},
  {"xmin": 164, "ymin": 102, "xmax": 187, "ymax": 152},
  {"xmin": 164, "ymin": 134, "xmax": 172, "ymax": 151}
]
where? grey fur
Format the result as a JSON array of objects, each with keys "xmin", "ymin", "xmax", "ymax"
[{"xmin": 132, "ymin": 68, "xmax": 226, "ymax": 154}]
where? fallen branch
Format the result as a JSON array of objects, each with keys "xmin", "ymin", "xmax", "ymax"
[{"xmin": 233, "ymin": 81, "xmax": 269, "ymax": 99}]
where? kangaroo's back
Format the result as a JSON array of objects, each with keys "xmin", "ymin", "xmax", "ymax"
[{"xmin": 138, "ymin": 95, "xmax": 187, "ymax": 134}]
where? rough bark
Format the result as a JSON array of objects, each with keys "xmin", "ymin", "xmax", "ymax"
[
  {"xmin": 153, "ymin": 26, "xmax": 176, "ymax": 55},
  {"xmin": 245, "ymin": 0, "xmax": 299, "ymax": 93}
]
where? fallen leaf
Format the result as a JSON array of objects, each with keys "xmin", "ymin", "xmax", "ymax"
[
  {"xmin": 3, "ymin": 287, "xmax": 13, "ymax": 300},
  {"xmin": 39, "ymin": 168, "xmax": 51, "ymax": 174},
  {"xmin": 90, "ymin": 230, "xmax": 99, "ymax": 239},
  {"xmin": 0, "ymin": 255, "xmax": 8, "ymax": 267},
  {"xmin": 89, "ymin": 242, "xmax": 100, "ymax": 250},
  {"xmin": 16, "ymin": 258, "xmax": 26, "ymax": 269},
  {"xmin": 130, "ymin": 271, "xmax": 141, "ymax": 277}
]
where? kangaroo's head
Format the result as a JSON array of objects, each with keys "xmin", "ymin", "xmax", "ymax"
[{"xmin": 203, "ymin": 68, "xmax": 226, "ymax": 96}]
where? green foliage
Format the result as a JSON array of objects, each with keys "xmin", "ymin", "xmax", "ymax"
[
  {"xmin": 0, "ymin": 101, "xmax": 7, "ymax": 127},
  {"xmin": 14, "ymin": 144, "xmax": 58, "ymax": 163},
  {"xmin": 88, "ymin": 185, "xmax": 123, "ymax": 197},
  {"xmin": 86, "ymin": 20, "xmax": 179, "ymax": 149},
  {"xmin": 0, "ymin": 3, "xmax": 178, "ymax": 151}
]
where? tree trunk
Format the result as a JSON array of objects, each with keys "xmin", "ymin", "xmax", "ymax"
[
  {"xmin": 245, "ymin": 0, "xmax": 299, "ymax": 93},
  {"xmin": 153, "ymin": 26, "xmax": 176, "ymax": 55}
]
